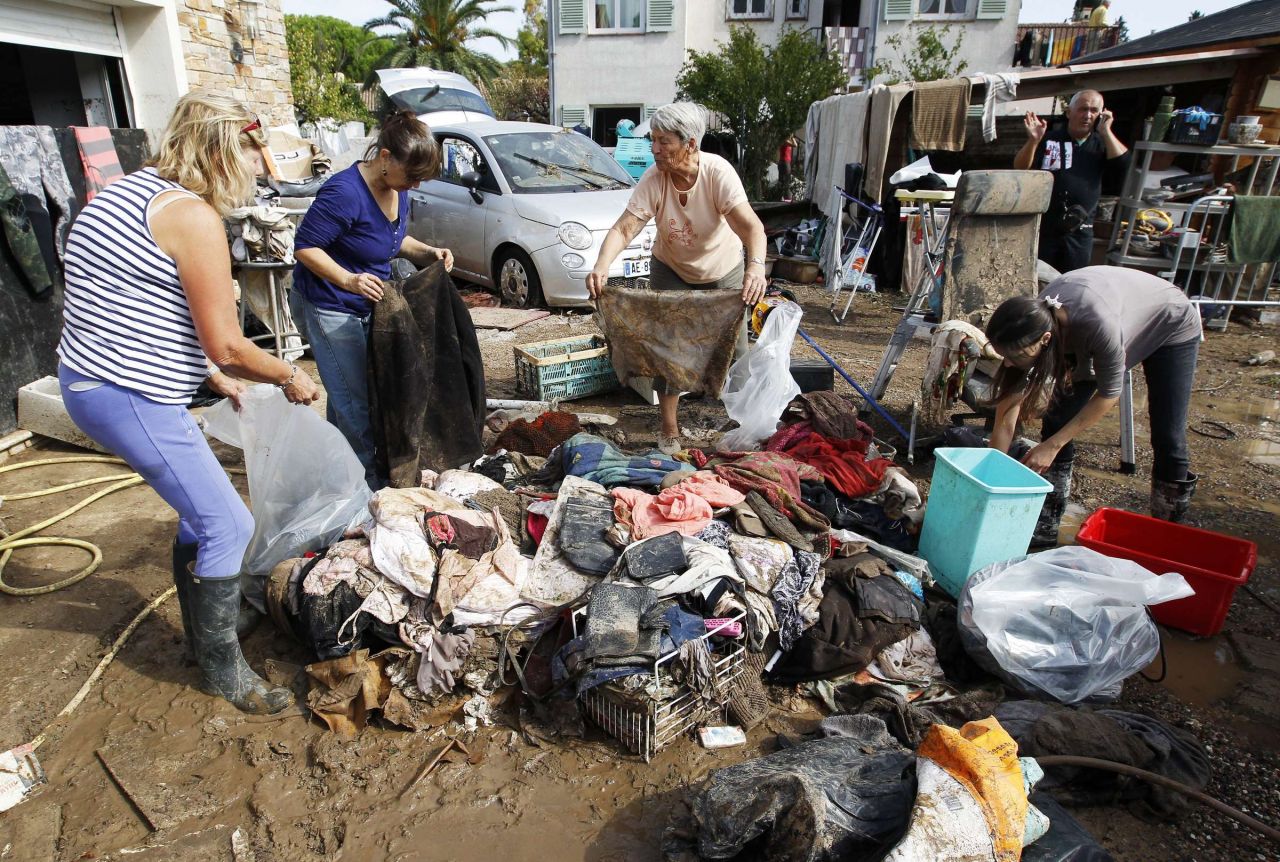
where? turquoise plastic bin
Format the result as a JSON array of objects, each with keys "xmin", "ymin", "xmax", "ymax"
[{"xmin": 919, "ymin": 448, "xmax": 1053, "ymax": 597}]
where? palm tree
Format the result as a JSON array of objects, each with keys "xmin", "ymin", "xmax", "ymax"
[{"xmin": 364, "ymin": 0, "xmax": 515, "ymax": 88}]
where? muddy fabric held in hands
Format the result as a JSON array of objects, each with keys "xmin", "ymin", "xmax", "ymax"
[
  {"xmin": 596, "ymin": 284, "xmax": 746, "ymax": 397},
  {"xmin": 368, "ymin": 263, "xmax": 486, "ymax": 487}
]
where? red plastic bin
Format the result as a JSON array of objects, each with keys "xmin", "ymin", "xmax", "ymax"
[{"xmin": 1075, "ymin": 508, "xmax": 1256, "ymax": 637}]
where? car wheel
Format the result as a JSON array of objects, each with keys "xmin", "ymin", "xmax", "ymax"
[{"xmin": 496, "ymin": 249, "xmax": 544, "ymax": 309}]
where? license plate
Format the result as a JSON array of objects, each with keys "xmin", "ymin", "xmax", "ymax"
[{"xmin": 624, "ymin": 257, "xmax": 650, "ymax": 278}]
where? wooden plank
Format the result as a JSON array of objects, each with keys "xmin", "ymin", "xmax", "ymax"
[{"xmin": 469, "ymin": 307, "xmax": 551, "ymax": 330}]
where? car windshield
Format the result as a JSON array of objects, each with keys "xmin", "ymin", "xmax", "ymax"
[
  {"xmin": 388, "ymin": 86, "xmax": 494, "ymax": 117},
  {"xmin": 483, "ymin": 131, "xmax": 634, "ymax": 194}
]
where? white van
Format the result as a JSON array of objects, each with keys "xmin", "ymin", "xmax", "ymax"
[{"xmin": 375, "ymin": 68, "xmax": 496, "ymax": 126}]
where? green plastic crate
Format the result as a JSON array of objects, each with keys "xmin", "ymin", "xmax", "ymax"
[{"xmin": 514, "ymin": 334, "xmax": 619, "ymax": 401}]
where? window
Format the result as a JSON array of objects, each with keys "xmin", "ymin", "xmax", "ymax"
[
  {"xmin": 436, "ymin": 136, "xmax": 500, "ymax": 192},
  {"xmin": 483, "ymin": 130, "xmax": 633, "ymax": 195},
  {"xmin": 727, "ymin": 0, "xmax": 773, "ymax": 19},
  {"xmin": 917, "ymin": 0, "xmax": 970, "ymax": 18},
  {"xmin": 386, "ymin": 87, "xmax": 494, "ymax": 118},
  {"xmin": 785, "ymin": 0, "xmax": 809, "ymax": 18},
  {"xmin": 592, "ymin": 0, "xmax": 644, "ymax": 31}
]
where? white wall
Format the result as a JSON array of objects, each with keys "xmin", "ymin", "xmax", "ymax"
[
  {"xmin": 555, "ymin": 0, "xmax": 828, "ymax": 124},
  {"xmin": 870, "ymin": 5, "xmax": 1021, "ymax": 80},
  {"xmin": 115, "ymin": 1, "xmax": 187, "ymax": 132}
]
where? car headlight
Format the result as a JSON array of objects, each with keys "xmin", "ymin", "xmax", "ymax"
[
  {"xmin": 557, "ymin": 221, "xmax": 592, "ymax": 250},
  {"xmin": 561, "ymin": 253, "xmax": 585, "ymax": 269}
]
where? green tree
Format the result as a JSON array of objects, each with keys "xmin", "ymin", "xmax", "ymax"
[
  {"xmin": 286, "ymin": 15, "xmax": 390, "ymax": 85},
  {"xmin": 1187, "ymin": 9, "xmax": 1203, "ymax": 20},
  {"xmin": 515, "ymin": 0, "xmax": 547, "ymax": 74},
  {"xmin": 676, "ymin": 27, "xmax": 845, "ymax": 200},
  {"xmin": 285, "ymin": 17, "xmax": 373, "ymax": 123},
  {"xmin": 1115, "ymin": 14, "xmax": 1130, "ymax": 42},
  {"xmin": 487, "ymin": 67, "xmax": 549, "ymax": 122},
  {"xmin": 364, "ymin": 0, "xmax": 515, "ymax": 88},
  {"xmin": 866, "ymin": 25, "xmax": 967, "ymax": 85}
]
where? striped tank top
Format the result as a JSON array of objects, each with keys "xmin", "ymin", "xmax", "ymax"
[{"xmin": 58, "ymin": 168, "xmax": 208, "ymax": 404}]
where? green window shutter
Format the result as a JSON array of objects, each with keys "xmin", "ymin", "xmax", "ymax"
[
  {"xmin": 560, "ymin": 105, "xmax": 588, "ymax": 127},
  {"xmin": 647, "ymin": 0, "xmax": 675, "ymax": 31},
  {"xmin": 975, "ymin": 0, "xmax": 1006, "ymax": 18},
  {"xmin": 560, "ymin": 0, "xmax": 586, "ymax": 33},
  {"xmin": 883, "ymin": 0, "xmax": 913, "ymax": 20}
]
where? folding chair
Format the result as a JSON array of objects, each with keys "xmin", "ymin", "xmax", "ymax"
[{"xmin": 827, "ymin": 187, "xmax": 885, "ymax": 323}]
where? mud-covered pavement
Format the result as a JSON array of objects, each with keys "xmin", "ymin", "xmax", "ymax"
[{"xmin": 0, "ymin": 284, "xmax": 1277, "ymax": 861}]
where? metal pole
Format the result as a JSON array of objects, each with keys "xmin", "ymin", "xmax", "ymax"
[{"xmin": 797, "ymin": 327, "xmax": 911, "ymax": 443}]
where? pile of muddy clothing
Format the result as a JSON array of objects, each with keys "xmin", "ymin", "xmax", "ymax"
[
  {"xmin": 509, "ymin": 413, "xmax": 933, "ymax": 725},
  {"xmin": 267, "ymin": 475, "xmax": 543, "ymax": 733},
  {"xmin": 255, "ymin": 395, "xmax": 939, "ymax": 742}
]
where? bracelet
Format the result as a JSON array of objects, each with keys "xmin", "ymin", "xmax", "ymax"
[
  {"xmin": 278, "ymin": 364, "xmax": 298, "ymax": 389},
  {"xmin": 748, "ymin": 256, "xmax": 766, "ymax": 266}
]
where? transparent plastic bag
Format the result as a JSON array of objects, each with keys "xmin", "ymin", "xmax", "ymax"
[
  {"xmin": 718, "ymin": 300, "xmax": 802, "ymax": 451},
  {"xmin": 203, "ymin": 385, "xmax": 372, "ymax": 608},
  {"xmin": 958, "ymin": 546, "xmax": 1192, "ymax": 704}
]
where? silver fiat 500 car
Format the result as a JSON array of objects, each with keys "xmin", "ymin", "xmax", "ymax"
[{"xmin": 407, "ymin": 121, "xmax": 656, "ymax": 307}]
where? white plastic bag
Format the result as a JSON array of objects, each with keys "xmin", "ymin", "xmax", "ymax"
[
  {"xmin": 958, "ymin": 546, "xmax": 1193, "ymax": 703},
  {"xmin": 718, "ymin": 300, "xmax": 802, "ymax": 451},
  {"xmin": 203, "ymin": 385, "xmax": 372, "ymax": 608}
]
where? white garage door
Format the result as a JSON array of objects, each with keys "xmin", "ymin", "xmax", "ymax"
[{"xmin": 0, "ymin": 0, "xmax": 122, "ymax": 57}]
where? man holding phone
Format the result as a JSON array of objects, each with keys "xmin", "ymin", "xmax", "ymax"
[{"xmin": 1015, "ymin": 90, "xmax": 1130, "ymax": 273}]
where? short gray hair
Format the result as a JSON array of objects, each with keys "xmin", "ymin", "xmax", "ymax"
[{"xmin": 649, "ymin": 102, "xmax": 707, "ymax": 147}]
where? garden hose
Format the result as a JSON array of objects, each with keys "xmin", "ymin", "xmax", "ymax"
[
  {"xmin": 0, "ymin": 456, "xmax": 143, "ymax": 596},
  {"xmin": 0, "ymin": 454, "xmax": 243, "ymax": 750},
  {"xmin": 1035, "ymin": 755, "xmax": 1280, "ymax": 843}
]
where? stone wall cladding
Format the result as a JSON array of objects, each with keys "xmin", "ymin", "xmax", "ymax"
[{"xmin": 177, "ymin": 0, "xmax": 295, "ymax": 124}]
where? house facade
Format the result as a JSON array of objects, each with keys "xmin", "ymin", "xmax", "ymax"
[
  {"xmin": 0, "ymin": 0, "xmax": 294, "ymax": 133},
  {"xmin": 550, "ymin": 0, "xmax": 1020, "ymax": 143}
]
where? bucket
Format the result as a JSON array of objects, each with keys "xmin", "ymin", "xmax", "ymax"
[
  {"xmin": 1076, "ymin": 508, "xmax": 1256, "ymax": 637},
  {"xmin": 918, "ymin": 448, "xmax": 1052, "ymax": 597}
]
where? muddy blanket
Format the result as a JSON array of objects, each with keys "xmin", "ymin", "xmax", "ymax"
[
  {"xmin": 994, "ymin": 700, "xmax": 1212, "ymax": 816},
  {"xmin": 596, "ymin": 284, "xmax": 745, "ymax": 397},
  {"xmin": 662, "ymin": 715, "xmax": 914, "ymax": 862},
  {"xmin": 369, "ymin": 263, "xmax": 486, "ymax": 487}
]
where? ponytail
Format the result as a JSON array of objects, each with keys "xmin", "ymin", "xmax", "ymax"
[{"xmin": 364, "ymin": 109, "xmax": 442, "ymax": 182}]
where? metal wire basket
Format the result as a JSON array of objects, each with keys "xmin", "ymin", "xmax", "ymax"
[{"xmin": 574, "ymin": 609, "xmax": 747, "ymax": 762}]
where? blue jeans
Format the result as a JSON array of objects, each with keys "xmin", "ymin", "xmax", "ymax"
[
  {"xmin": 289, "ymin": 292, "xmax": 380, "ymax": 488},
  {"xmin": 58, "ymin": 363, "xmax": 254, "ymax": 579},
  {"xmin": 1043, "ymin": 337, "xmax": 1199, "ymax": 482}
]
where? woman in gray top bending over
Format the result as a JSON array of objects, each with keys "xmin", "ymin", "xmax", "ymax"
[{"xmin": 985, "ymin": 265, "xmax": 1202, "ymax": 544}]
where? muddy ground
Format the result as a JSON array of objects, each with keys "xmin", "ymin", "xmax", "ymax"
[{"xmin": 0, "ymin": 284, "xmax": 1277, "ymax": 862}]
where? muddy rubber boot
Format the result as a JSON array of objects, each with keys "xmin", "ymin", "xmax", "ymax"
[
  {"xmin": 186, "ymin": 571, "xmax": 295, "ymax": 715},
  {"xmin": 172, "ymin": 539, "xmax": 199, "ymax": 641},
  {"xmin": 237, "ymin": 580, "xmax": 264, "ymax": 639},
  {"xmin": 1151, "ymin": 471, "xmax": 1197, "ymax": 523},
  {"xmin": 1029, "ymin": 461, "xmax": 1073, "ymax": 549}
]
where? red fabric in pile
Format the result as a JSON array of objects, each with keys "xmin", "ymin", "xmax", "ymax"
[
  {"xmin": 780, "ymin": 433, "xmax": 894, "ymax": 499},
  {"xmin": 493, "ymin": 411, "xmax": 583, "ymax": 458}
]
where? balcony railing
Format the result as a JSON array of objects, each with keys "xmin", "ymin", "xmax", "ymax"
[{"xmin": 1015, "ymin": 22, "xmax": 1121, "ymax": 67}]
